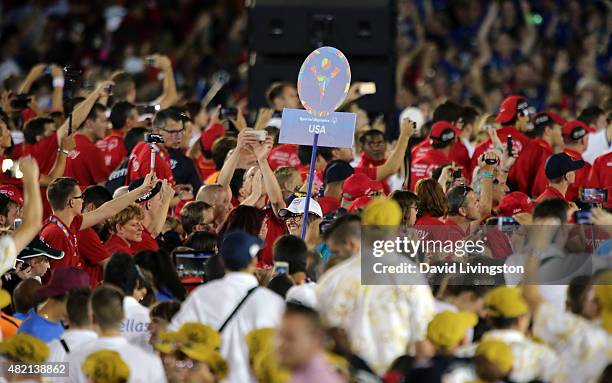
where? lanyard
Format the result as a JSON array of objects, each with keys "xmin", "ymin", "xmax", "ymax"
[{"xmin": 49, "ymin": 215, "xmax": 78, "ymax": 250}]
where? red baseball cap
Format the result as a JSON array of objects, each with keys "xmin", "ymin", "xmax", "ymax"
[
  {"xmin": 562, "ymin": 120, "xmax": 596, "ymax": 143},
  {"xmin": 348, "ymin": 196, "xmax": 373, "ymax": 212},
  {"xmin": 495, "ymin": 96, "xmax": 528, "ymax": 124},
  {"xmin": 0, "ymin": 185, "xmax": 23, "ymax": 205},
  {"xmin": 498, "ymin": 192, "xmax": 534, "ymax": 216},
  {"xmin": 317, "ymin": 195, "xmax": 341, "ymax": 215},
  {"xmin": 429, "ymin": 121, "xmax": 460, "ymax": 144},
  {"xmin": 37, "ymin": 267, "xmax": 90, "ymax": 299},
  {"xmin": 200, "ymin": 123, "xmax": 225, "ymax": 152},
  {"xmin": 342, "ymin": 174, "xmax": 383, "ymax": 201}
]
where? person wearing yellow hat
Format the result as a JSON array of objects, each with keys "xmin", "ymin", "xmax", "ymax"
[
  {"xmin": 476, "ymin": 286, "xmax": 558, "ymax": 383},
  {"xmin": 245, "ymin": 327, "xmax": 291, "ymax": 383},
  {"xmin": 403, "ymin": 311, "xmax": 477, "ymax": 382},
  {"xmin": 154, "ymin": 323, "xmax": 228, "ymax": 383},
  {"xmin": 82, "ymin": 349, "xmax": 130, "ymax": 383},
  {"xmin": 317, "ymin": 199, "xmax": 434, "ymax": 376},
  {"xmin": 472, "ymin": 339, "xmax": 514, "ymax": 383},
  {"xmin": 0, "ymin": 333, "xmax": 49, "ymax": 382},
  {"xmin": 0, "ymin": 287, "xmax": 21, "ymax": 341}
]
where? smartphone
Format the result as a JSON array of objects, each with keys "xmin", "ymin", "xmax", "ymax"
[
  {"xmin": 574, "ymin": 211, "xmax": 592, "ymax": 225},
  {"xmin": 251, "ymin": 130, "xmax": 266, "ymax": 142},
  {"xmin": 220, "ymin": 108, "xmax": 238, "ymax": 120},
  {"xmin": 10, "ymin": 95, "xmax": 31, "ymax": 110},
  {"xmin": 507, "ymin": 135, "xmax": 513, "ymax": 157},
  {"xmin": 273, "ymin": 261, "xmax": 289, "ymax": 275},
  {"xmin": 581, "ymin": 188, "xmax": 608, "ymax": 204},
  {"xmin": 105, "ymin": 84, "xmax": 114, "ymax": 95},
  {"xmin": 174, "ymin": 251, "xmax": 214, "ymax": 279},
  {"xmin": 358, "ymin": 82, "xmax": 376, "ymax": 95},
  {"xmin": 43, "ymin": 66, "xmax": 52, "ymax": 76},
  {"xmin": 13, "ymin": 218, "xmax": 22, "ymax": 230},
  {"xmin": 452, "ymin": 169, "xmax": 462, "ymax": 179},
  {"xmin": 481, "ymin": 154, "xmax": 499, "ymax": 165},
  {"xmin": 145, "ymin": 56, "xmax": 156, "ymax": 65},
  {"xmin": 137, "ymin": 104, "xmax": 161, "ymax": 115},
  {"xmin": 497, "ymin": 216, "xmax": 520, "ymax": 232}
]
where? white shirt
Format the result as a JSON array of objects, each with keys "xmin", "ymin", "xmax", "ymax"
[
  {"xmin": 170, "ymin": 272, "xmax": 285, "ymax": 383},
  {"xmin": 461, "ymin": 329, "xmax": 558, "ymax": 383},
  {"xmin": 583, "ymin": 129, "xmax": 612, "ymax": 164},
  {"xmin": 533, "ymin": 302, "xmax": 611, "ymax": 383},
  {"xmin": 0, "ymin": 235, "xmax": 16, "ymax": 276},
  {"xmin": 317, "ymin": 255, "xmax": 434, "ymax": 375},
  {"xmin": 47, "ymin": 329, "xmax": 98, "ymax": 363},
  {"xmin": 66, "ymin": 336, "xmax": 166, "ymax": 383},
  {"xmin": 121, "ymin": 296, "xmax": 151, "ymax": 352}
]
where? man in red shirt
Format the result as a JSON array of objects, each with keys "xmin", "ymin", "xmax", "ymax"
[
  {"xmin": 444, "ymin": 185, "xmax": 480, "ymax": 244},
  {"xmin": 65, "ymin": 103, "xmax": 111, "ymax": 187},
  {"xmin": 97, "ymin": 101, "xmax": 140, "ymax": 172},
  {"xmin": 410, "ymin": 121, "xmax": 459, "ymax": 191},
  {"xmin": 40, "ymin": 173, "xmax": 157, "ymax": 269},
  {"xmin": 587, "ymin": 151, "xmax": 612, "ymax": 208},
  {"xmin": 471, "ymin": 95, "xmax": 531, "ymax": 171},
  {"xmin": 412, "ymin": 102, "xmax": 471, "ymax": 177},
  {"xmin": 128, "ymin": 108, "xmax": 185, "ymax": 184},
  {"xmin": 77, "ymin": 186, "xmax": 113, "ymax": 287},
  {"xmin": 561, "ymin": 120, "xmax": 595, "ymax": 202},
  {"xmin": 509, "ymin": 111, "xmax": 565, "ymax": 197},
  {"xmin": 535, "ymin": 153, "xmax": 585, "ymax": 203}
]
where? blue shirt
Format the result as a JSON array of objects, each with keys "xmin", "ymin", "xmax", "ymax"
[{"xmin": 17, "ymin": 309, "xmax": 64, "ymax": 343}]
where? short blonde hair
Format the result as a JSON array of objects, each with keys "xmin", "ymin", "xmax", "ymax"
[
  {"xmin": 109, "ymin": 204, "xmax": 144, "ymax": 233},
  {"xmin": 274, "ymin": 167, "xmax": 299, "ymax": 188}
]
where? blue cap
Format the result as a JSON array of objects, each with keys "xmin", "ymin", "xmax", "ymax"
[
  {"xmin": 220, "ymin": 231, "xmax": 263, "ymax": 270},
  {"xmin": 544, "ymin": 153, "xmax": 584, "ymax": 180}
]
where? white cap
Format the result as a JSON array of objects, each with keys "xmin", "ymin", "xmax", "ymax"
[
  {"xmin": 286, "ymin": 283, "xmax": 318, "ymax": 309},
  {"xmin": 278, "ymin": 197, "xmax": 323, "ymax": 218}
]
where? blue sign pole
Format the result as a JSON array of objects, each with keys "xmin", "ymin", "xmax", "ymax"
[{"xmin": 300, "ymin": 133, "xmax": 319, "ymax": 239}]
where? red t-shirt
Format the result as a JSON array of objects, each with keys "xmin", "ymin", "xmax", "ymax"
[
  {"xmin": 104, "ymin": 234, "xmax": 134, "ymax": 256},
  {"xmin": 535, "ymin": 186, "xmax": 567, "ymax": 203},
  {"xmin": 509, "ymin": 138, "xmax": 552, "ymax": 197},
  {"xmin": 267, "ymin": 144, "xmax": 300, "ymax": 171},
  {"xmin": 40, "ymin": 214, "xmax": 84, "ymax": 269},
  {"xmin": 24, "ymin": 133, "xmax": 58, "ymax": 175},
  {"xmin": 77, "ymin": 228, "xmax": 111, "ymax": 287},
  {"xmin": 409, "ymin": 149, "xmax": 452, "ymax": 191},
  {"xmin": 356, "ymin": 153, "xmax": 393, "ymax": 194},
  {"xmin": 412, "ymin": 139, "xmax": 471, "ymax": 181},
  {"xmin": 259, "ymin": 208, "xmax": 288, "ymax": 267},
  {"xmin": 471, "ymin": 126, "xmax": 530, "ymax": 171},
  {"xmin": 65, "ymin": 134, "xmax": 111, "ymax": 188},
  {"xmin": 96, "ymin": 131, "xmax": 126, "ymax": 172},
  {"xmin": 127, "ymin": 141, "xmax": 175, "ymax": 184},
  {"xmin": 563, "ymin": 148, "xmax": 591, "ymax": 203},
  {"xmin": 414, "ymin": 213, "xmax": 447, "ymax": 241},
  {"xmin": 130, "ymin": 227, "xmax": 159, "ymax": 253},
  {"xmin": 195, "ymin": 155, "xmax": 217, "ymax": 181},
  {"xmin": 443, "ymin": 218, "xmax": 468, "ymax": 243},
  {"xmin": 587, "ymin": 151, "xmax": 612, "ymax": 208}
]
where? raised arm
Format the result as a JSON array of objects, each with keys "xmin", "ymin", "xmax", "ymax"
[
  {"xmin": 17, "ymin": 64, "xmax": 46, "ymax": 95},
  {"xmin": 519, "ymin": 0, "xmax": 537, "ymax": 56},
  {"xmin": 216, "ymin": 129, "xmax": 259, "ymax": 187},
  {"xmin": 253, "ymin": 137, "xmax": 286, "ymax": 215},
  {"xmin": 39, "ymin": 134, "xmax": 75, "ymax": 186},
  {"xmin": 375, "ymin": 118, "xmax": 415, "ymax": 181},
  {"xmin": 476, "ymin": 151, "xmax": 499, "ymax": 219},
  {"xmin": 148, "ymin": 180, "xmax": 176, "ymax": 237},
  {"xmin": 151, "ymin": 54, "xmax": 178, "ymax": 109},
  {"xmin": 82, "ymin": 172, "xmax": 156, "ymax": 229},
  {"xmin": 49, "ymin": 64, "xmax": 64, "ymax": 113},
  {"xmin": 57, "ymin": 81, "xmax": 112, "ymax": 141},
  {"xmin": 12, "ymin": 157, "xmax": 42, "ymax": 253}
]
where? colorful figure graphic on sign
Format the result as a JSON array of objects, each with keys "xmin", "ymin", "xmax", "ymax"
[{"xmin": 297, "ymin": 47, "xmax": 351, "ymax": 117}]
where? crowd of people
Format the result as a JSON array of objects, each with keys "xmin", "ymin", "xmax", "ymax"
[{"xmin": 0, "ymin": 0, "xmax": 610, "ymax": 383}]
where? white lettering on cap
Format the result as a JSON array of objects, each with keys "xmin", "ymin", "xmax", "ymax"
[{"xmin": 249, "ymin": 244, "xmax": 261, "ymax": 258}]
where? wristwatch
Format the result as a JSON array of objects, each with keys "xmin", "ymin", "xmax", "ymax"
[{"xmin": 57, "ymin": 148, "xmax": 70, "ymax": 155}]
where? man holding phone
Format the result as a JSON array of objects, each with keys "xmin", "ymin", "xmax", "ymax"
[
  {"xmin": 535, "ymin": 153, "xmax": 585, "ymax": 204},
  {"xmin": 561, "ymin": 120, "xmax": 595, "ymax": 202}
]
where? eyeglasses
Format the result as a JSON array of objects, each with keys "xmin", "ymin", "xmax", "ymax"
[
  {"xmin": 161, "ymin": 127, "xmax": 185, "ymax": 136},
  {"xmin": 457, "ymin": 185, "xmax": 472, "ymax": 207}
]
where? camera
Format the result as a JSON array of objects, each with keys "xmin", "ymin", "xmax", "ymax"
[
  {"xmin": 144, "ymin": 133, "xmax": 165, "ymax": 144},
  {"xmin": 145, "ymin": 56, "xmax": 156, "ymax": 65},
  {"xmin": 137, "ymin": 104, "xmax": 161, "ymax": 115}
]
